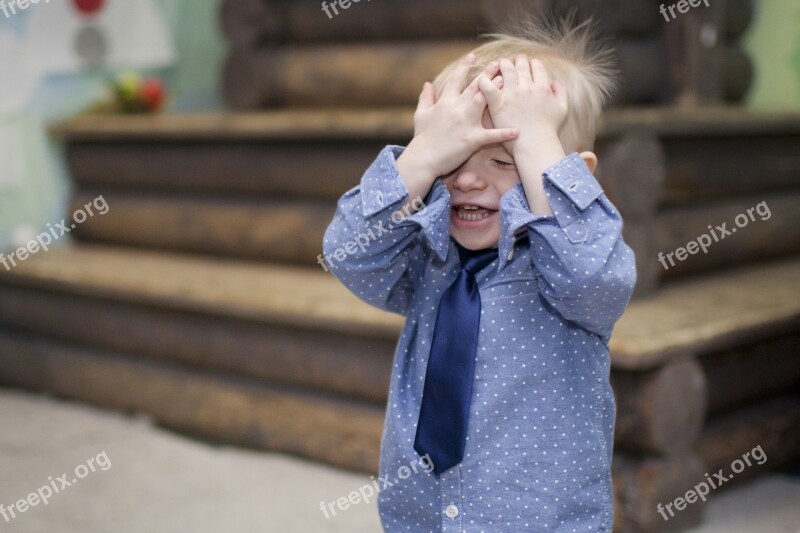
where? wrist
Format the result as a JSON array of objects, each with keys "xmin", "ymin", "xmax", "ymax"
[
  {"xmin": 397, "ymin": 138, "xmax": 438, "ymax": 183},
  {"xmin": 512, "ymin": 129, "xmax": 564, "ymax": 159}
]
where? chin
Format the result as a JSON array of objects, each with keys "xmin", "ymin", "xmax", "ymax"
[{"xmin": 450, "ymin": 227, "xmax": 500, "ymax": 251}]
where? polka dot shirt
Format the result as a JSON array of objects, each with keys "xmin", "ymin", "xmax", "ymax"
[{"xmin": 323, "ymin": 146, "xmax": 637, "ymax": 532}]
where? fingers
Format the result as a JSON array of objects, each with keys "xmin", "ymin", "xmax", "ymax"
[
  {"xmin": 477, "ymin": 74, "xmax": 502, "ymax": 108},
  {"xmin": 499, "ymin": 58, "xmax": 517, "ymax": 88},
  {"xmin": 531, "ymin": 58, "xmax": 551, "ymax": 88},
  {"xmin": 417, "ymin": 82, "xmax": 435, "ymax": 109},
  {"xmin": 462, "ymin": 60, "xmax": 499, "ymax": 100},
  {"xmin": 467, "ymin": 89, "xmax": 487, "ymax": 118},
  {"xmin": 444, "ymin": 53, "xmax": 476, "ymax": 97},
  {"xmin": 515, "ymin": 54, "xmax": 532, "ymax": 84},
  {"xmin": 478, "ymin": 127, "xmax": 519, "ymax": 146}
]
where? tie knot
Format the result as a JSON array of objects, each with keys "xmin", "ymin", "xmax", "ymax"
[{"xmin": 457, "ymin": 244, "xmax": 499, "ymax": 275}]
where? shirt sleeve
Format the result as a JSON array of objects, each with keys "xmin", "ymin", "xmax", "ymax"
[
  {"xmin": 322, "ymin": 145, "xmax": 452, "ymax": 315},
  {"xmin": 498, "ymin": 152, "xmax": 637, "ymax": 341}
]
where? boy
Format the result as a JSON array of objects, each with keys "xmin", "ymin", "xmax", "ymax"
[{"xmin": 323, "ymin": 20, "xmax": 636, "ymax": 532}]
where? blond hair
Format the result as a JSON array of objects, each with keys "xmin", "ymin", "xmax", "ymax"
[{"xmin": 432, "ymin": 18, "xmax": 617, "ymax": 152}]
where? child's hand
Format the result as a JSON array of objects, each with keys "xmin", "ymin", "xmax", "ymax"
[
  {"xmin": 478, "ymin": 56, "xmax": 568, "ymax": 156},
  {"xmin": 398, "ymin": 54, "xmax": 519, "ymax": 184}
]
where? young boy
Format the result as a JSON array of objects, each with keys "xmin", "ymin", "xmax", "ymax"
[{"xmin": 323, "ymin": 20, "xmax": 636, "ymax": 532}]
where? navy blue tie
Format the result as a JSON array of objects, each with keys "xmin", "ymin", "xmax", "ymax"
[{"xmin": 414, "ymin": 242, "xmax": 499, "ymax": 476}]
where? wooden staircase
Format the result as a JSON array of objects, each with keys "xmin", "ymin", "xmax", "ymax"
[{"xmin": 0, "ymin": 109, "xmax": 799, "ymax": 532}]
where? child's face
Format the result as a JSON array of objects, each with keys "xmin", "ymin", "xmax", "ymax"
[{"xmin": 443, "ymin": 113, "xmax": 520, "ymax": 250}]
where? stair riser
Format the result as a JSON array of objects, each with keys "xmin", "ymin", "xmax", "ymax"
[
  {"xmin": 0, "ymin": 329, "xmax": 385, "ymax": 472},
  {"xmin": 70, "ymin": 193, "xmax": 335, "ymax": 265},
  {"xmin": 68, "ymin": 140, "xmax": 392, "ymax": 200},
  {"xmin": 0, "ymin": 284, "xmax": 393, "ymax": 403},
  {"xmin": 69, "ymin": 190, "xmax": 800, "ymax": 278}
]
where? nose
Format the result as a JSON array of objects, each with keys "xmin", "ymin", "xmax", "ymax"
[{"xmin": 449, "ymin": 161, "xmax": 487, "ymax": 192}]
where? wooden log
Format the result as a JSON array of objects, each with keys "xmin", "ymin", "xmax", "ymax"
[
  {"xmin": 696, "ymin": 394, "xmax": 800, "ymax": 488},
  {"xmin": 67, "ymin": 140, "xmax": 387, "ymax": 200},
  {"xmin": 0, "ymin": 284, "xmax": 395, "ymax": 403},
  {"xmin": 612, "ymin": 452, "xmax": 706, "ymax": 532},
  {"xmin": 69, "ymin": 188, "xmax": 800, "ymax": 279},
  {"xmin": 58, "ymin": 110, "xmax": 800, "ymax": 205},
  {"xmin": 223, "ymin": 39, "xmax": 664, "ymax": 108},
  {"xmin": 723, "ymin": 44, "xmax": 754, "ymax": 102},
  {"xmin": 656, "ymin": 191, "xmax": 800, "ymax": 278},
  {"xmin": 664, "ymin": 0, "xmax": 725, "ymax": 105},
  {"xmin": 595, "ymin": 130, "xmax": 665, "ymax": 219},
  {"xmin": 0, "ymin": 329, "xmax": 385, "ymax": 472},
  {"xmin": 219, "ymin": 0, "xmax": 660, "ymax": 47},
  {"xmin": 724, "ymin": 0, "xmax": 754, "ymax": 39},
  {"xmin": 219, "ymin": 0, "xmax": 278, "ymax": 49},
  {"xmin": 592, "ymin": 127, "xmax": 664, "ymax": 296},
  {"xmin": 701, "ymin": 333, "xmax": 800, "ymax": 415},
  {"xmin": 660, "ymin": 130, "xmax": 800, "ymax": 204},
  {"xmin": 610, "ymin": 256, "xmax": 800, "ymax": 370},
  {"xmin": 69, "ymin": 192, "xmax": 336, "ymax": 265},
  {"xmin": 0, "ymin": 281, "xmax": 708, "ymax": 456},
  {"xmin": 622, "ymin": 218, "xmax": 661, "ymax": 298},
  {"xmin": 611, "ymin": 360, "xmax": 707, "ymax": 455}
]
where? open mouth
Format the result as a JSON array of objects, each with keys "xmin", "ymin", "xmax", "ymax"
[{"xmin": 451, "ymin": 204, "xmax": 498, "ymax": 226}]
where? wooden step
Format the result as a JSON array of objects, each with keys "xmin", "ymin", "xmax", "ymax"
[
  {"xmin": 70, "ymin": 191, "xmax": 335, "ymax": 265},
  {"xmin": 0, "ymin": 329, "xmax": 707, "ymax": 533},
  {"xmin": 2, "ymin": 246, "xmax": 797, "ymax": 373},
  {"xmin": 53, "ymin": 109, "xmax": 800, "ymax": 205},
  {"xmin": 54, "ymin": 109, "xmax": 800, "ymax": 293},
  {"xmin": 1, "ymin": 246, "xmax": 798, "ymax": 457},
  {"xmin": 67, "ymin": 186, "xmax": 800, "ymax": 279},
  {"xmin": 0, "ymin": 328, "xmax": 384, "ymax": 472},
  {"xmin": 2, "ymin": 330, "xmax": 795, "ymax": 533}
]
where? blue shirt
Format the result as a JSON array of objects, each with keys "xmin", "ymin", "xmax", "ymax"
[{"xmin": 323, "ymin": 146, "xmax": 637, "ymax": 532}]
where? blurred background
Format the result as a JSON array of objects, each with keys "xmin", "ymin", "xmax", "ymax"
[{"xmin": 0, "ymin": 0, "xmax": 798, "ymax": 531}]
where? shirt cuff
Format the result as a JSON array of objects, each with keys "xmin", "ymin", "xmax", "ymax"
[
  {"xmin": 497, "ymin": 153, "xmax": 605, "ymax": 269},
  {"xmin": 359, "ymin": 145, "xmax": 452, "ymax": 262},
  {"xmin": 543, "ymin": 152, "xmax": 603, "ymax": 211}
]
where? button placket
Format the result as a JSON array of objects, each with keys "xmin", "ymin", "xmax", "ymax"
[{"xmin": 440, "ymin": 467, "xmax": 463, "ymax": 531}]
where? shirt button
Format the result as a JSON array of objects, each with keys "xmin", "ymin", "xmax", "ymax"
[{"xmin": 445, "ymin": 504, "xmax": 459, "ymax": 519}]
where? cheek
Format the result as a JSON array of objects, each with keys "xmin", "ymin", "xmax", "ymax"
[{"xmin": 496, "ymin": 173, "xmax": 521, "ymax": 197}]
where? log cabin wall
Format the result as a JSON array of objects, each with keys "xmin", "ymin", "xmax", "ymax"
[{"xmin": 221, "ymin": 0, "xmax": 755, "ymax": 108}]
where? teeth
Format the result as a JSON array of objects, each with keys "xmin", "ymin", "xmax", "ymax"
[{"xmin": 456, "ymin": 206, "xmax": 492, "ymax": 221}]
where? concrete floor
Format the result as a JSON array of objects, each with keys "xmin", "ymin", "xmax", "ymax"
[{"xmin": 1, "ymin": 388, "xmax": 798, "ymax": 533}]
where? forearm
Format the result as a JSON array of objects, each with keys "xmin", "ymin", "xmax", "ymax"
[
  {"xmin": 512, "ymin": 131, "xmax": 565, "ymax": 216},
  {"xmin": 394, "ymin": 137, "xmax": 439, "ymax": 216}
]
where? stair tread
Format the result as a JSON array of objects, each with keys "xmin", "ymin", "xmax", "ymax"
[
  {"xmin": 611, "ymin": 257, "xmax": 800, "ymax": 367},
  {"xmin": 0, "ymin": 245, "xmax": 403, "ymax": 338},
  {"xmin": 2, "ymin": 246, "xmax": 798, "ymax": 368},
  {"xmin": 50, "ymin": 108, "xmax": 800, "ymax": 142}
]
